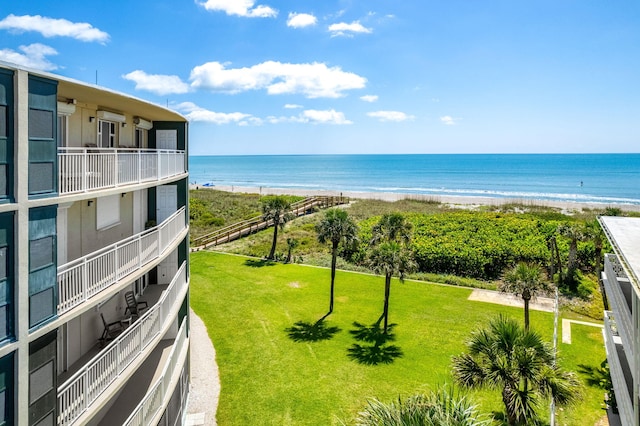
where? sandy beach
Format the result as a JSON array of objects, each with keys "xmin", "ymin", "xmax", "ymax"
[{"xmin": 191, "ymin": 184, "xmax": 640, "ymax": 213}]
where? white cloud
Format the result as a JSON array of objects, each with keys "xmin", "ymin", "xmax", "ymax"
[
  {"xmin": 302, "ymin": 109, "xmax": 352, "ymax": 124},
  {"xmin": 267, "ymin": 109, "xmax": 352, "ymax": 125},
  {"xmin": 287, "ymin": 12, "xmax": 317, "ymax": 28},
  {"xmin": 0, "ymin": 43, "xmax": 58, "ymax": 71},
  {"xmin": 440, "ymin": 115, "xmax": 460, "ymax": 125},
  {"xmin": 196, "ymin": 0, "xmax": 277, "ymax": 18},
  {"xmin": 367, "ymin": 111, "xmax": 415, "ymax": 122},
  {"xmin": 0, "ymin": 14, "xmax": 109, "ymax": 43},
  {"xmin": 284, "ymin": 104, "xmax": 303, "ymax": 109},
  {"xmin": 190, "ymin": 61, "xmax": 366, "ymax": 98},
  {"xmin": 328, "ymin": 21, "xmax": 372, "ymax": 37},
  {"xmin": 174, "ymin": 102, "xmax": 261, "ymax": 125},
  {"xmin": 123, "ymin": 70, "xmax": 190, "ymax": 95},
  {"xmin": 360, "ymin": 95, "xmax": 378, "ymax": 103}
]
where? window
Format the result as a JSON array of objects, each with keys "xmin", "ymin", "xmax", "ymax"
[
  {"xmin": 29, "ymin": 288, "xmax": 54, "ymax": 327},
  {"xmin": 0, "ymin": 165, "xmax": 5, "ymax": 200},
  {"xmin": 0, "ymin": 105, "xmax": 7, "ymax": 200},
  {"xmin": 98, "ymin": 120, "xmax": 117, "ymax": 148},
  {"xmin": 0, "ymin": 352, "xmax": 14, "ymax": 426},
  {"xmin": 96, "ymin": 194, "xmax": 120, "ymax": 230},
  {"xmin": 29, "ymin": 237, "xmax": 54, "ymax": 272},
  {"xmin": 0, "ymin": 247, "xmax": 6, "ymax": 281},
  {"xmin": 135, "ymin": 127, "xmax": 146, "ymax": 148},
  {"xmin": 56, "ymin": 115, "xmax": 67, "ymax": 148},
  {"xmin": 29, "ymin": 361, "xmax": 53, "ymax": 402},
  {"xmin": 27, "ymin": 163, "xmax": 54, "ymax": 195},
  {"xmin": 0, "ymin": 106, "xmax": 6, "ymax": 138},
  {"xmin": 28, "ymin": 333, "xmax": 56, "ymax": 425},
  {"xmin": 28, "ymin": 109, "xmax": 54, "ymax": 139}
]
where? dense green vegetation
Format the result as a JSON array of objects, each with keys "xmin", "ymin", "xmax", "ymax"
[
  {"xmin": 190, "ymin": 252, "xmax": 608, "ymax": 425},
  {"xmin": 190, "ymin": 189, "xmax": 640, "ymax": 318},
  {"xmin": 189, "ymin": 189, "xmax": 262, "ymax": 239},
  {"xmin": 189, "ymin": 189, "xmax": 303, "ymax": 241},
  {"xmin": 361, "ymin": 211, "xmax": 555, "ymax": 280}
]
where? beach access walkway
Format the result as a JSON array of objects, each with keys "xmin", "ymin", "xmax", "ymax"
[{"xmin": 190, "ymin": 195, "xmax": 348, "ymax": 250}]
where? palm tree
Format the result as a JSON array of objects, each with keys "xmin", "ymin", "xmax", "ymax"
[
  {"xmin": 557, "ymin": 222, "xmax": 586, "ymax": 291},
  {"xmin": 500, "ymin": 262, "xmax": 549, "ymax": 331},
  {"xmin": 285, "ymin": 237, "xmax": 299, "ymax": 263},
  {"xmin": 368, "ymin": 213, "xmax": 415, "ymax": 333},
  {"xmin": 371, "ymin": 212, "xmax": 412, "ymax": 246},
  {"xmin": 355, "ymin": 386, "xmax": 490, "ymax": 426},
  {"xmin": 368, "ymin": 242, "xmax": 415, "ymax": 333},
  {"xmin": 452, "ymin": 315, "xmax": 581, "ymax": 425},
  {"xmin": 315, "ymin": 208, "xmax": 358, "ymax": 315},
  {"xmin": 261, "ymin": 196, "xmax": 293, "ymax": 260}
]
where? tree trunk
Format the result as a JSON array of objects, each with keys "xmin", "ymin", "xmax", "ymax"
[
  {"xmin": 566, "ymin": 239, "xmax": 578, "ymax": 291},
  {"xmin": 383, "ymin": 274, "xmax": 391, "ymax": 333},
  {"xmin": 552, "ymin": 237, "xmax": 563, "ymax": 284},
  {"xmin": 502, "ymin": 386, "xmax": 517, "ymax": 426},
  {"xmin": 523, "ymin": 297, "xmax": 530, "ymax": 331},
  {"xmin": 268, "ymin": 220, "xmax": 279, "ymax": 259},
  {"xmin": 329, "ymin": 242, "xmax": 338, "ymax": 314}
]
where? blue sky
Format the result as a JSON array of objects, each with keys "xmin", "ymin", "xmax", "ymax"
[{"xmin": 1, "ymin": 1, "xmax": 638, "ymax": 155}]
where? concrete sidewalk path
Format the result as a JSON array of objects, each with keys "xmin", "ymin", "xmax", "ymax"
[
  {"xmin": 468, "ymin": 288, "xmax": 555, "ymax": 312},
  {"xmin": 186, "ymin": 309, "xmax": 220, "ymax": 426}
]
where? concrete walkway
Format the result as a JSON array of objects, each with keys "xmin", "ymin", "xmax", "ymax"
[
  {"xmin": 468, "ymin": 288, "xmax": 555, "ymax": 312},
  {"xmin": 186, "ymin": 309, "xmax": 220, "ymax": 426},
  {"xmin": 561, "ymin": 318, "xmax": 603, "ymax": 344}
]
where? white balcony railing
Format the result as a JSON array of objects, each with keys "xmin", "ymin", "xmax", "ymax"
[
  {"xmin": 57, "ymin": 207, "xmax": 187, "ymax": 316},
  {"xmin": 123, "ymin": 318, "xmax": 189, "ymax": 426},
  {"xmin": 58, "ymin": 147, "xmax": 186, "ymax": 195},
  {"xmin": 57, "ymin": 261, "xmax": 189, "ymax": 426},
  {"xmin": 602, "ymin": 311, "xmax": 634, "ymax": 426},
  {"xmin": 603, "ymin": 255, "xmax": 634, "ymax": 361}
]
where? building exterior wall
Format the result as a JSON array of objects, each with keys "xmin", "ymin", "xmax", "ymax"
[
  {"xmin": 0, "ymin": 61, "xmax": 190, "ymax": 426},
  {"xmin": 600, "ymin": 216, "xmax": 640, "ymax": 426}
]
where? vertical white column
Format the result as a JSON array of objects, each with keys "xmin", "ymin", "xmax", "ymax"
[
  {"xmin": 133, "ymin": 190, "xmax": 142, "ymax": 234},
  {"xmin": 14, "ymin": 68, "xmax": 30, "ymax": 426},
  {"xmin": 57, "ymin": 203, "xmax": 71, "ymax": 265}
]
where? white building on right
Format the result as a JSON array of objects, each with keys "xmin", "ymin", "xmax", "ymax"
[{"xmin": 599, "ymin": 216, "xmax": 640, "ymax": 426}]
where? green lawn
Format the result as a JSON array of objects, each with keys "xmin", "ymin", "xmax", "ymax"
[{"xmin": 190, "ymin": 252, "xmax": 608, "ymax": 425}]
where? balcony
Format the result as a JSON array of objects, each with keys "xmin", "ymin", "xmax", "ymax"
[
  {"xmin": 58, "ymin": 147, "xmax": 186, "ymax": 195},
  {"xmin": 603, "ymin": 254, "xmax": 634, "ymax": 360},
  {"xmin": 603, "ymin": 311, "xmax": 634, "ymax": 426},
  {"xmin": 57, "ymin": 206, "xmax": 187, "ymax": 316},
  {"xmin": 122, "ymin": 318, "xmax": 189, "ymax": 426},
  {"xmin": 57, "ymin": 262, "xmax": 189, "ymax": 426}
]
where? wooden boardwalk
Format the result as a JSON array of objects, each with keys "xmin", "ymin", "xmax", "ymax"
[{"xmin": 191, "ymin": 196, "xmax": 348, "ymax": 251}]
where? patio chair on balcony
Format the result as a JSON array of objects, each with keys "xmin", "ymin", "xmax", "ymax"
[
  {"xmin": 100, "ymin": 313, "xmax": 124, "ymax": 347},
  {"xmin": 124, "ymin": 291, "xmax": 148, "ymax": 320}
]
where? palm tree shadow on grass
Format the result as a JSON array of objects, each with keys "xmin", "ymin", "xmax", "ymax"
[
  {"xmin": 577, "ymin": 361, "xmax": 611, "ymax": 389},
  {"xmin": 285, "ymin": 319, "xmax": 341, "ymax": 342},
  {"xmin": 244, "ymin": 259, "xmax": 276, "ymax": 268},
  {"xmin": 347, "ymin": 322, "xmax": 403, "ymax": 365}
]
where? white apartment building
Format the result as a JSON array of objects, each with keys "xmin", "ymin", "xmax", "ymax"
[
  {"xmin": 0, "ymin": 61, "xmax": 190, "ymax": 425},
  {"xmin": 600, "ymin": 216, "xmax": 640, "ymax": 426}
]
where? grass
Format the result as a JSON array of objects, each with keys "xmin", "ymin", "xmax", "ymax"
[{"xmin": 190, "ymin": 251, "xmax": 607, "ymax": 425}]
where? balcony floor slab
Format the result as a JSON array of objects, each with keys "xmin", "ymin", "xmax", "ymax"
[{"xmin": 94, "ymin": 338, "xmax": 174, "ymax": 426}]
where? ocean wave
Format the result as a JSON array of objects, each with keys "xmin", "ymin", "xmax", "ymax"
[
  {"xmin": 194, "ymin": 180, "xmax": 640, "ymax": 205},
  {"xmin": 366, "ymin": 186, "xmax": 640, "ymax": 205}
]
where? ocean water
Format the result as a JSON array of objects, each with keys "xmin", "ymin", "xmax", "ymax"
[{"xmin": 189, "ymin": 154, "xmax": 640, "ymax": 205}]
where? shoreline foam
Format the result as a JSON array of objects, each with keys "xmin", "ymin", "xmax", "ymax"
[{"xmin": 190, "ymin": 184, "xmax": 640, "ymax": 213}]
